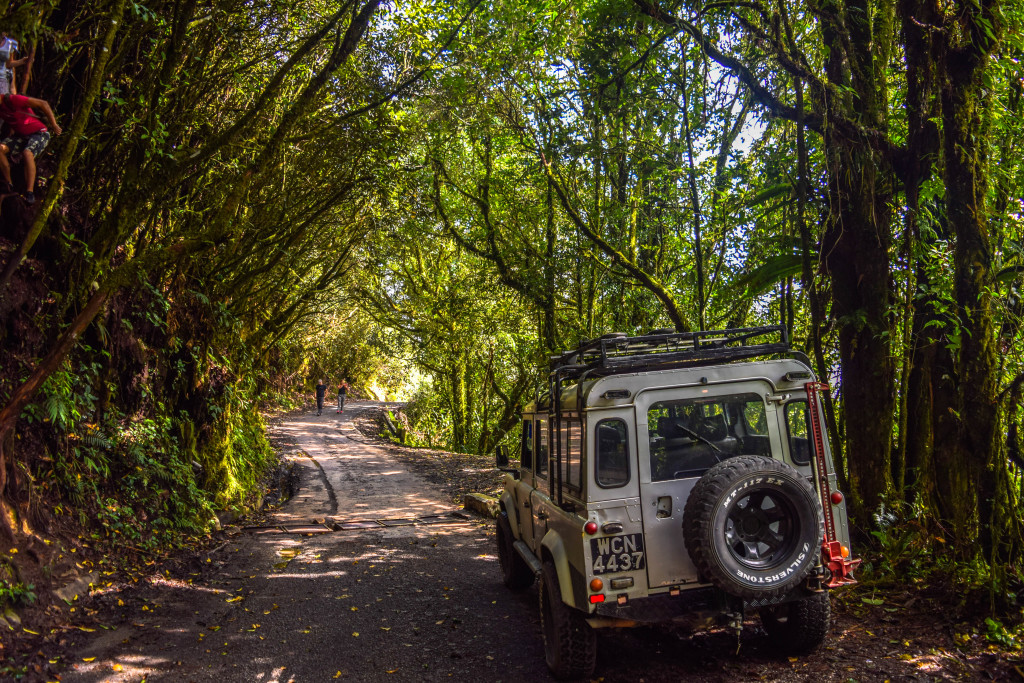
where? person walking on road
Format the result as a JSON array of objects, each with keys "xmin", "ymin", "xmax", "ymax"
[
  {"xmin": 315, "ymin": 379, "xmax": 327, "ymax": 416},
  {"xmin": 336, "ymin": 380, "xmax": 349, "ymax": 413}
]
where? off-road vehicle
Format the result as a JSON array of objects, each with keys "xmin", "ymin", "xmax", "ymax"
[{"xmin": 495, "ymin": 326, "xmax": 860, "ymax": 679}]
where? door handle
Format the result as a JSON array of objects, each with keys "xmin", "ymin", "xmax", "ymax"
[
  {"xmin": 523, "ymin": 501, "xmax": 531, "ymax": 508},
  {"xmin": 536, "ymin": 511, "xmax": 548, "ymax": 520}
]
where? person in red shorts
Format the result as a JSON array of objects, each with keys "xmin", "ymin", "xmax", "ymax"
[{"xmin": 0, "ymin": 93, "xmax": 61, "ymax": 204}]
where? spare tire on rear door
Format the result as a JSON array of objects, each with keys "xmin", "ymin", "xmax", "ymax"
[{"xmin": 683, "ymin": 455, "xmax": 823, "ymax": 600}]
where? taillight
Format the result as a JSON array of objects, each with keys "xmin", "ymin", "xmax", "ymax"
[
  {"xmin": 584, "ymin": 521, "xmax": 598, "ymax": 535},
  {"xmin": 589, "ymin": 594, "xmax": 605, "ymax": 604},
  {"xmin": 590, "ymin": 578, "xmax": 603, "ymax": 592},
  {"xmin": 830, "ymin": 491, "xmax": 844, "ymax": 505}
]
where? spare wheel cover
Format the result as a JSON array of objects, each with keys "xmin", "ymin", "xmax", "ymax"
[{"xmin": 683, "ymin": 455, "xmax": 823, "ymax": 599}]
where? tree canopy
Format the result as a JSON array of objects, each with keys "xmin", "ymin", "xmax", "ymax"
[{"xmin": 0, "ymin": 0, "xmax": 1023, "ymax": 595}]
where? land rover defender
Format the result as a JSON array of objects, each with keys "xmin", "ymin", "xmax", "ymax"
[{"xmin": 495, "ymin": 326, "xmax": 860, "ymax": 679}]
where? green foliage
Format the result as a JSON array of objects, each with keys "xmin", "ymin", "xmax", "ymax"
[
  {"xmin": 0, "ymin": 579, "xmax": 36, "ymax": 607},
  {"xmin": 395, "ymin": 388, "xmax": 452, "ymax": 448},
  {"xmin": 864, "ymin": 504, "xmax": 933, "ymax": 580},
  {"xmin": 1, "ymin": 0, "xmax": 1024, "ymax": 604},
  {"xmin": 984, "ymin": 618, "xmax": 1022, "ymax": 649}
]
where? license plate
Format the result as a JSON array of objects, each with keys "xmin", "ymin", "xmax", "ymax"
[{"xmin": 590, "ymin": 533, "xmax": 645, "ymax": 575}]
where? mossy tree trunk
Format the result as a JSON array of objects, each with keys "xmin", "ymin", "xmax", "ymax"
[{"xmin": 938, "ymin": 0, "xmax": 1003, "ymax": 555}]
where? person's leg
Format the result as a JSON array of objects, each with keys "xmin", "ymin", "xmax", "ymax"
[
  {"xmin": 0, "ymin": 142, "xmax": 12, "ymax": 188},
  {"xmin": 20, "ymin": 133, "xmax": 48, "ymax": 202},
  {"xmin": 22, "ymin": 147, "xmax": 34, "ymax": 192}
]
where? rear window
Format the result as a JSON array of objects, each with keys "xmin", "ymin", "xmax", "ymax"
[
  {"xmin": 647, "ymin": 393, "xmax": 768, "ymax": 481},
  {"xmin": 595, "ymin": 419, "xmax": 629, "ymax": 488}
]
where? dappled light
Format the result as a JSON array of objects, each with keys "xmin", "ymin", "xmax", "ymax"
[{"xmin": 0, "ymin": 0, "xmax": 1021, "ymax": 679}]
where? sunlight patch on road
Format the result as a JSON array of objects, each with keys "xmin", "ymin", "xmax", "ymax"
[
  {"xmin": 266, "ymin": 569, "xmax": 353, "ymax": 580},
  {"xmin": 74, "ymin": 653, "xmax": 169, "ymax": 678}
]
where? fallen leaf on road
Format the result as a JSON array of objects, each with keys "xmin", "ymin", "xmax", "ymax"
[
  {"xmin": 83, "ymin": 657, "xmax": 95, "ymax": 662},
  {"xmin": 112, "ymin": 664, "xmax": 123, "ymax": 671},
  {"xmin": 381, "ymin": 627, "xmax": 391, "ymax": 631},
  {"xmin": 352, "ymin": 632, "xmax": 359, "ymax": 637},
  {"xmin": 226, "ymin": 597, "xmax": 243, "ymax": 603}
]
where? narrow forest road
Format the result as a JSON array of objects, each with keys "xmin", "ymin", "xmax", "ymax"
[
  {"xmin": 54, "ymin": 401, "xmax": 1013, "ymax": 682},
  {"xmin": 61, "ymin": 401, "xmax": 549, "ymax": 682}
]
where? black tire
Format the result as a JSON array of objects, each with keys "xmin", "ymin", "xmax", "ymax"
[
  {"xmin": 497, "ymin": 511, "xmax": 534, "ymax": 590},
  {"xmin": 760, "ymin": 591, "xmax": 831, "ymax": 654},
  {"xmin": 539, "ymin": 559, "xmax": 596, "ymax": 680},
  {"xmin": 683, "ymin": 455, "xmax": 823, "ymax": 600}
]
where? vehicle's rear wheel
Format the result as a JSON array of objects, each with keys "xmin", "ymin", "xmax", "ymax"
[
  {"xmin": 760, "ymin": 591, "xmax": 831, "ymax": 654},
  {"xmin": 497, "ymin": 510, "xmax": 534, "ymax": 590},
  {"xmin": 683, "ymin": 455, "xmax": 823, "ymax": 600},
  {"xmin": 539, "ymin": 559, "xmax": 596, "ymax": 680}
]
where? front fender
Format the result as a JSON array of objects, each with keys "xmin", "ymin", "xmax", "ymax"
[{"xmin": 499, "ymin": 490, "xmax": 519, "ymax": 532}]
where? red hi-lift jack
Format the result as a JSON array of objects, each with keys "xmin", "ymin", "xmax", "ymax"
[{"xmin": 806, "ymin": 382, "xmax": 862, "ymax": 588}]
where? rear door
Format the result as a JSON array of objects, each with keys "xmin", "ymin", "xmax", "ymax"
[{"xmin": 635, "ymin": 381, "xmax": 780, "ymax": 589}]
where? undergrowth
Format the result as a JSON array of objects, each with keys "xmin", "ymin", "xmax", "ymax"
[
  {"xmin": 855, "ymin": 500, "xmax": 1024, "ymax": 649},
  {"xmin": 18, "ymin": 345, "xmax": 280, "ymax": 559}
]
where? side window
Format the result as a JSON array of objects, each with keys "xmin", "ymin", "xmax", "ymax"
[
  {"xmin": 596, "ymin": 419, "xmax": 629, "ymax": 488},
  {"xmin": 520, "ymin": 420, "xmax": 533, "ymax": 469},
  {"xmin": 536, "ymin": 419, "xmax": 549, "ymax": 477},
  {"xmin": 560, "ymin": 419, "xmax": 583, "ymax": 493},
  {"xmin": 785, "ymin": 401, "xmax": 811, "ymax": 465}
]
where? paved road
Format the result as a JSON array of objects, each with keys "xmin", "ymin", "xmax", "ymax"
[{"xmin": 63, "ymin": 401, "xmax": 551, "ymax": 682}]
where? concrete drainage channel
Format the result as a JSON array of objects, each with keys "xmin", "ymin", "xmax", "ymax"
[{"xmin": 243, "ymin": 511, "xmax": 475, "ymax": 535}]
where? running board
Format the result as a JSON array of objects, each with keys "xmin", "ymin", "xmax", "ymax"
[{"xmin": 513, "ymin": 539, "xmax": 543, "ymax": 575}]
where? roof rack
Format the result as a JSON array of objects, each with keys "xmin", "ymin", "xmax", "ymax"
[{"xmin": 548, "ymin": 325, "xmax": 790, "ymax": 378}]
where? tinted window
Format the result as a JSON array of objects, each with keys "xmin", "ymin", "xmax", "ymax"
[
  {"xmin": 596, "ymin": 419, "xmax": 629, "ymax": 488},
  {"xmin": 647, "ymin": 393, "xmax": 767, "ymax": 481},
  {"xmin": 785, "ymin": 401, "xmax": 812, "ymax": 465},
  {"xmin": 559, "ymin": 418, "xmax": 583, "ymax": 492},
  {"xmin": 520, "ymin": 420, "xmax": 533, "ymax": 469}
]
